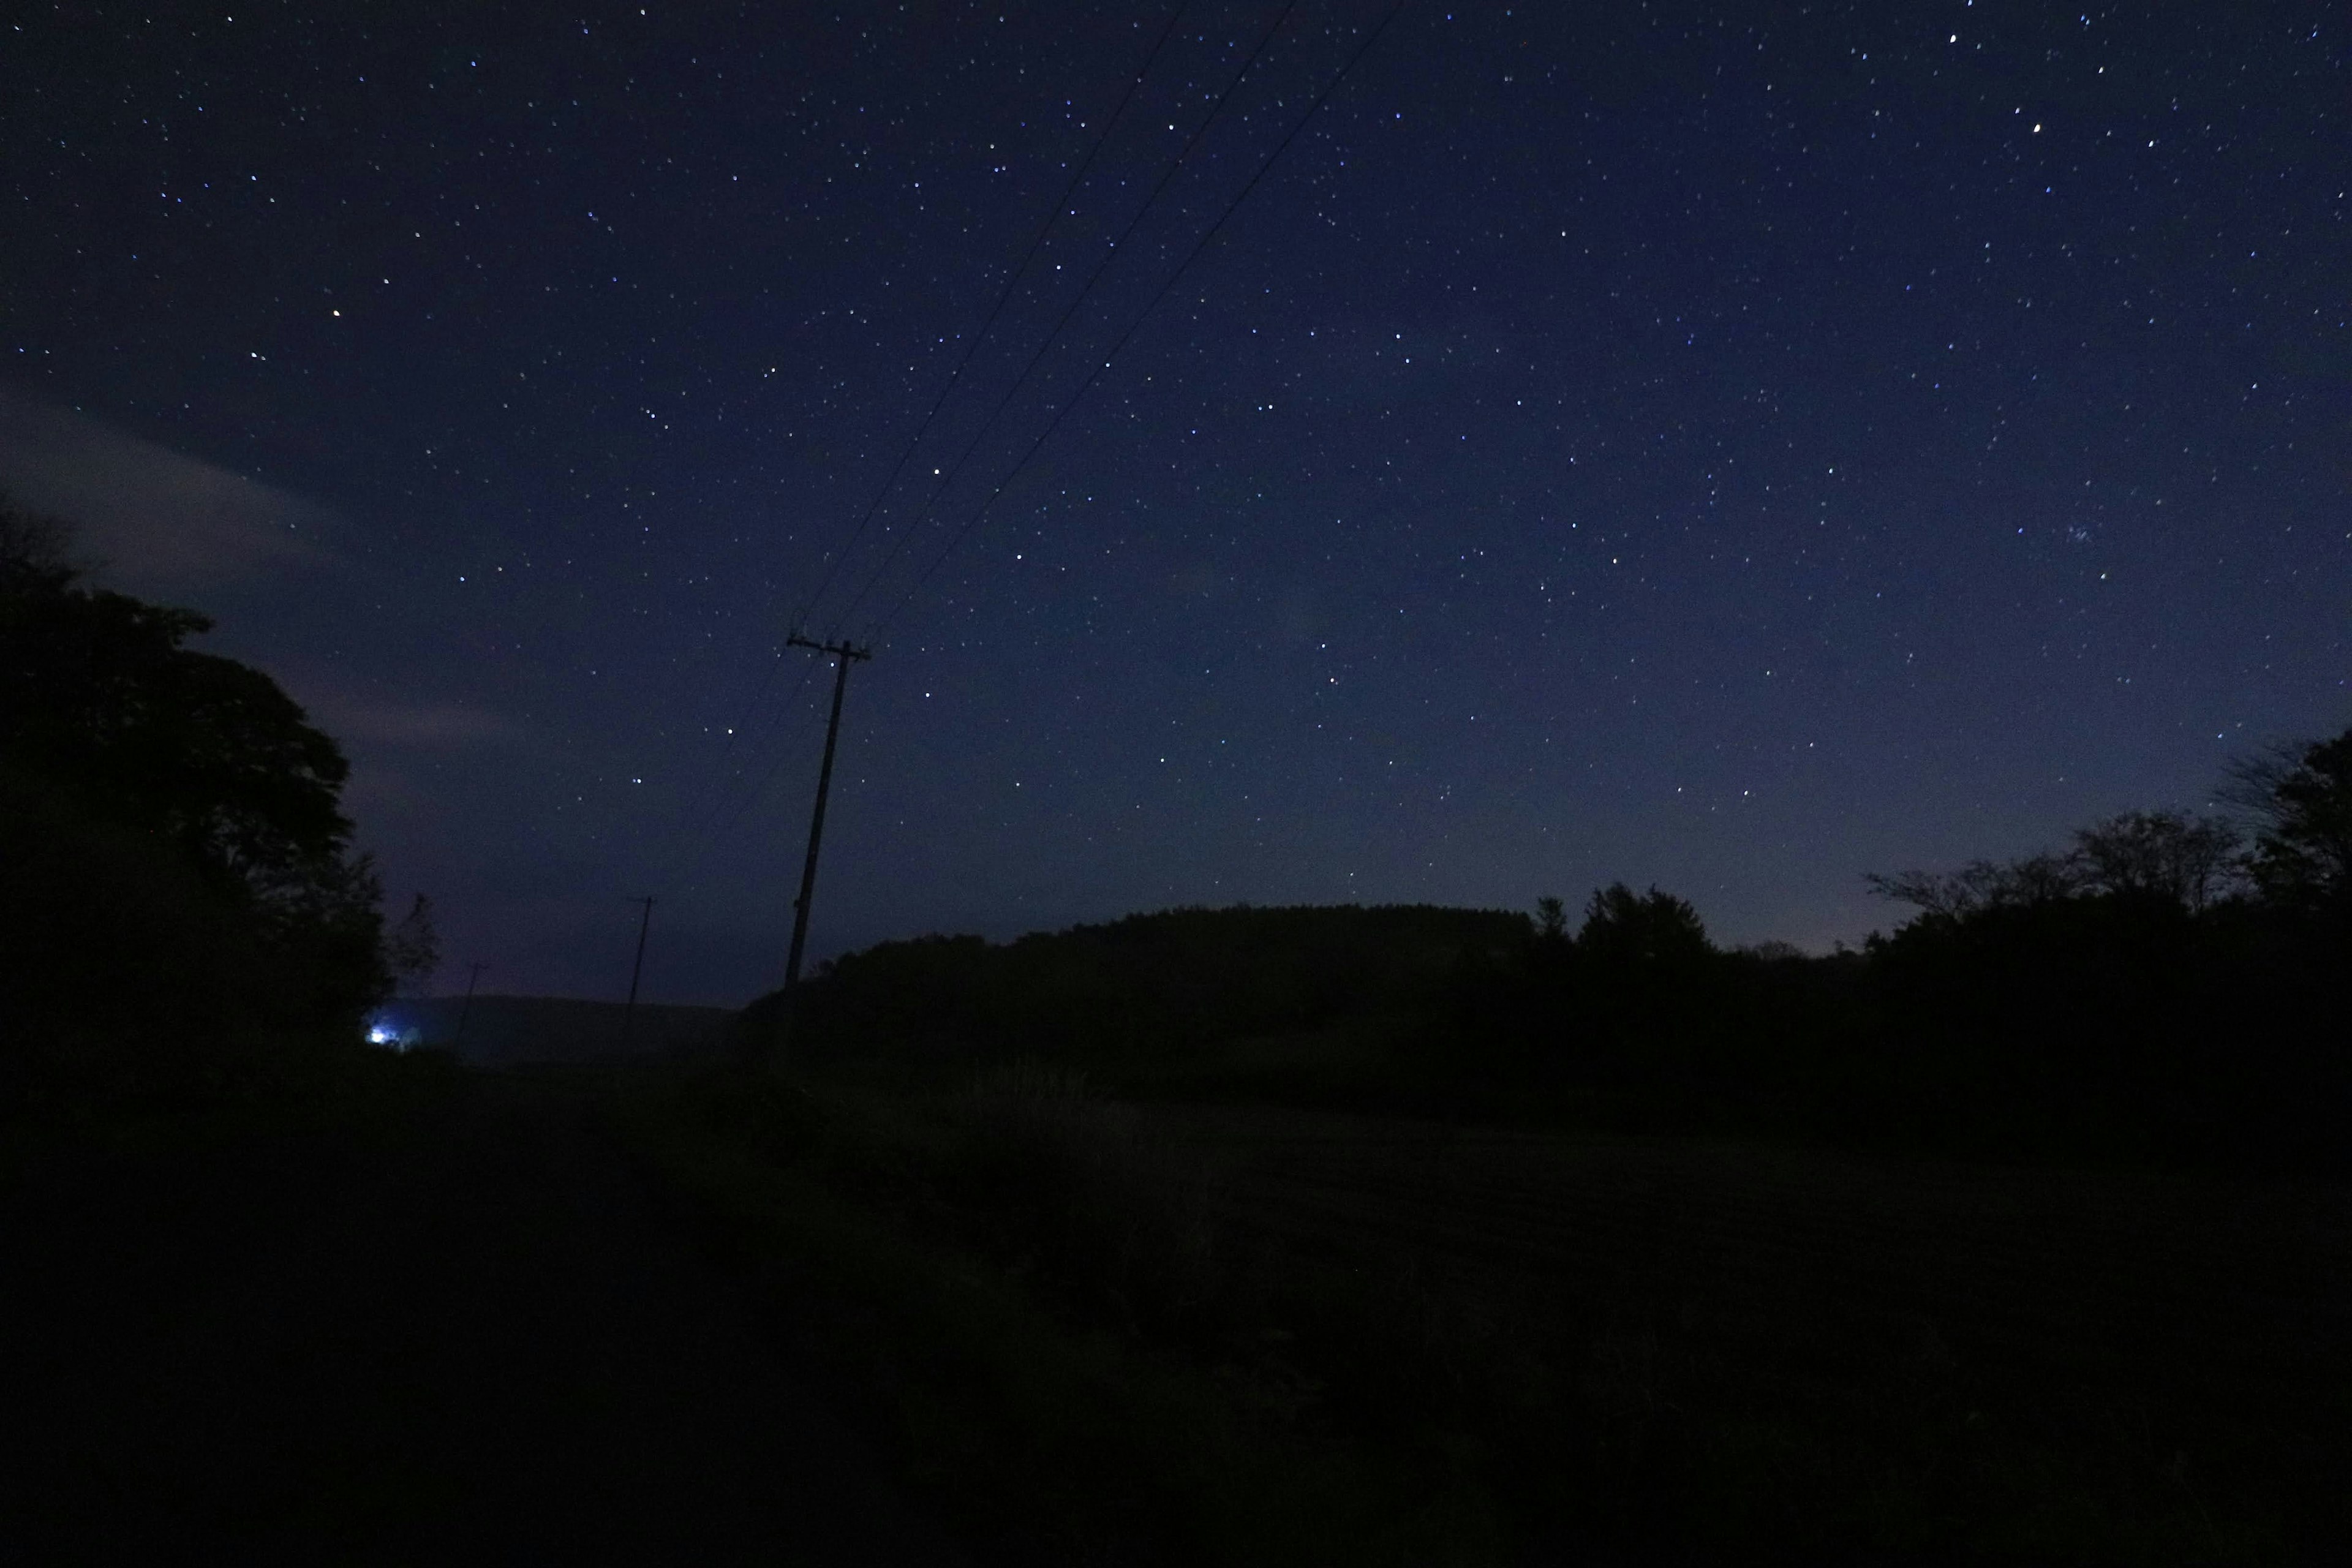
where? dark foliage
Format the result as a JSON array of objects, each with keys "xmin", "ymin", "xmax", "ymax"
[
  {"xmin": 681, "ymin": 736, "xmax": 2352, "ymax": 1565},
  {"xmin": 1, "ymin": 526, "xmax": 350, "ymax": 892},
  {"xmin": 1858, "ymin": 894, "xmax": 2341, "ymax": 1166},
  {"xmin": 1485, "ymin": 820, "xmax": 2342, "ymax": 1169},
  {"xmin": 2230, "ymin": 731, "xmax": 2352, "ymax": 916},
  {"xmin": 1, "ymin": 496, "xmax": 387, "ymax": 1110},
  {"xmin": 383, "ymin": 893, "xmax": 441, "ymax": 997},
  {"xmin": 769, "ymin": 729, "xmax": 2350, "ymax": 1175},
  {"xmin": 765, "ymin": 902, "xmax": 1527, "ymax": 1071},
  {"xmin": 2072, "ymin": 808, "xmax": 2242, "ymax": 911}
]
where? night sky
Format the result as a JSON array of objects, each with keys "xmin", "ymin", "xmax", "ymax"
[{"xmin": 5, "ymin": 2, "xmax": 2346, "ymax": 1004}]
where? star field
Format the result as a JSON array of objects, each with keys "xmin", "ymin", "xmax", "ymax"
[{"xmin": 3, "ymin": 1, "xmax": 2345, "ymax": 1000}]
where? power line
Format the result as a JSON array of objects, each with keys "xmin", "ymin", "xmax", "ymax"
[
  {"xmin": 872, "ymin": 0, "xmax": 1411, "ymax": 643},
  {"xmin": 701, "ymin": 638, "xmax": 806, "ymax": 790},
  {"xmin": 670, "ymin": 649, "xmax": 826, "ymax": 887},
  {"xmin": 791, "ymin": 0, "xmax": 1192, "ymax": 635},
  {"xmin": 658, "ymin": 0, "xmax": 1406, "ymax": 934},
  {"xmin": 828, "ymin": 0, "xmax": 1308, "ymax": 635},
  {"xmin": 674, "ymin": 4, "xmax": 1191, "ymax": 876}
]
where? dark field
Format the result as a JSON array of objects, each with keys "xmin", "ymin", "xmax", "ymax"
[
  {"xmin": 4, "ymin": 1052, "xmax": 2345, "ymax": 1564},
  {"xmin": 1158, "ymin": 1104, "xmax": 2352, "ymax": 1557},
  {"xmin": 624, "ymin": 1065, "xmax": 2352, "ymax": 1564}
]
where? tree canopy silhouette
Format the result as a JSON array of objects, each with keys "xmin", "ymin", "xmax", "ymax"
[
  {"xmin": 1575, "ymin": 883, "xmax": 1712, "ymax": 965},
  {"xmin": 1, "ymin": 507, "xmax": 352, "ymax": 899},
  {"xmin": 2070, "ymin": 810, "xmax": 2240, "ymax": 912},
  {"xmin": 1, "ymin": 494, "xmax": 388, "ymax": 1109},
  {"xmin": 2229, "ymin": 731, "xmax": 2352, "ymax": 917}
]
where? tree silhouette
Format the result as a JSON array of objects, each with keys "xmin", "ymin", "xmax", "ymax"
[
  {"xmin": 1577, "ymin": 883, "xmax": 1711, "ymax": 964},
  {"xmin": 384, "ymin": 894, "xmax": 442, "ymax": 997},
  {"xmin": 1865, "ymin": 852, "xmax": 2087, "ymax": 920},
  {"xmin": 1534, "ymin": 895, "xmax": 1568, "ymax": 942},
  {"xmin": 2, "ymin": 493, "xmax": 388, "ymax": 1105},
  {"xmin": 2228, "ymin": 728, "xmax": 2352, "ymax": 916},
  {"xmin": 1, "ymin": 503, "xmax": 352, "ymax": 903},
  {"xmin": 2071, "ymin": 810, "xmax": 2240, "ymax": 913}
]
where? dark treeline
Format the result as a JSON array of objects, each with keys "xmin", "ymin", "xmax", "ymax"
[
  {"xmin": 778, "ymin": 902, "xmax": 1526, "ymax": 1063},
  {"xmin": 1, "ymin": 497, "xmax": 421, "ymax": 1114},
  {"xmin": 772, "ymin": 736, "xmax": 2351, "ymax": 1175}
]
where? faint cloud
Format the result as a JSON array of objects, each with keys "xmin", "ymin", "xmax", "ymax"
[
  {"xmin": 305, "ymin": 693, "xmax": 527, "ymax": 750},
  {"xmin": 0, "ymin": 385, "xmax": 342, "ymax": 592},
  {"xmin": 296, "ymin": 693, "xmax": 527, "ymax": 830}
]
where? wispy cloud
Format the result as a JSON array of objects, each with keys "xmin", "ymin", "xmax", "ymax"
[
  {"xmin": 309, "ymin": 696, "xmax": 527, "ymax": 749},
  {"xmin": 0, "ymin": 386, "xmax": 343, "ymax": 593}
]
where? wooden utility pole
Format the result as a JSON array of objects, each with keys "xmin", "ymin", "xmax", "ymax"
[
  {"xmin": 619, "ymin": 895, "xmax": 654, "ymax": 1052},
  {"xmin": 453, "ymin": 960, "xmax": 489, "ymax": 1049},
  {"xmin": 781, "ymin": 635, "xmax": 871, "ymax": 1005}
]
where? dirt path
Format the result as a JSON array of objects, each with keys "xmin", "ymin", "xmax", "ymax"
[{"xmin": 0, "ymin": 1075, "xmax": 967, "ymax": 1566}]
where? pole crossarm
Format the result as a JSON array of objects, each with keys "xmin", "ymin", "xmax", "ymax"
[{"xmin": 786, "ymin": 631, "xmax": 872, "ymax": 663}]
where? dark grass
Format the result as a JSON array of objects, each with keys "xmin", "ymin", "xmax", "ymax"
[
  {"xmin": 612, "ymin": 1065, "xmax": 1485, "ymax": 1566},
  {"xmin": 2, "ymin": 1050, "xmax": 971, "ymax": 1564},
  {"xmin": 0, "ymin": 1038, "xmax": 469, "ymax": 1198},
  {"xmin": 619, "ymin": 1059, "xmax": 2352, "ymax": 1566},
  {"xmin": 1173, "ymin": 1104, "xmax": 2352, "ymax": 1562}
]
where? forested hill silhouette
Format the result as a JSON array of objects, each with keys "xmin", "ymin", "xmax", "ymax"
[
  {"xmin": 764, "ymin": 734, "xmax": 2351, "ymax": 1174},
  {"xmin": 757, "ymin": 903, "xmax": 1526, "ymax": 1068}
]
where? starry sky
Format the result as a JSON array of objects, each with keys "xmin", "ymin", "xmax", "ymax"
[{"xmin": 4, "ymin": 1, "xmax": 2347, "ymax": 1004}]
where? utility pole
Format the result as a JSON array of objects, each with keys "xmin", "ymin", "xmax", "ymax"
[
  {"xmin": 776, "ymin": 633, "xmax": 870, "ymax": 1054},
  {"xmin": 620, "ymin": 895, "xmax": 655, "ymax": 1052},
  {"xmin": 454, "ymin": 960, "xmax": 489, "ymax": 1050}
]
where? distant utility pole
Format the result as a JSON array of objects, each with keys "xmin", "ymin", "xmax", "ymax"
[
  {"xmin": 620, "ymin": 895, "xmax": 655, "ymax": 1052},
  {"xmin": 454, "ymin": 960, "xmax": 489, "ymax": 1049},
  {"xmin": 778, "ymin": 634, "xmax": 872, "ymax": 1046}
]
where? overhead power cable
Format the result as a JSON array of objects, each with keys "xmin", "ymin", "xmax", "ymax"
[
  {"xmin": 827, "ymin": 0, "xmax": 1307, "ymax": 635},
  {"xmin": 870, "ymin": 0, "xmax": 1410, "ymax": 643},
  {"xmin": 670, "ymin": 5, "xmax": 1188, "ymax": 881},
  {"xmin": 789, "ymin": 0, "xmax": 1191, "ymax": 634},
  {"xmin": 670, "ymin": 653, "xmax": 826, "ymax": 889}
]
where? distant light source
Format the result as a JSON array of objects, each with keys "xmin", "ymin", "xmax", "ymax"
[{"xmin": 365, "ymin": 1014, "xmax": 421, "ymax": 1051}]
